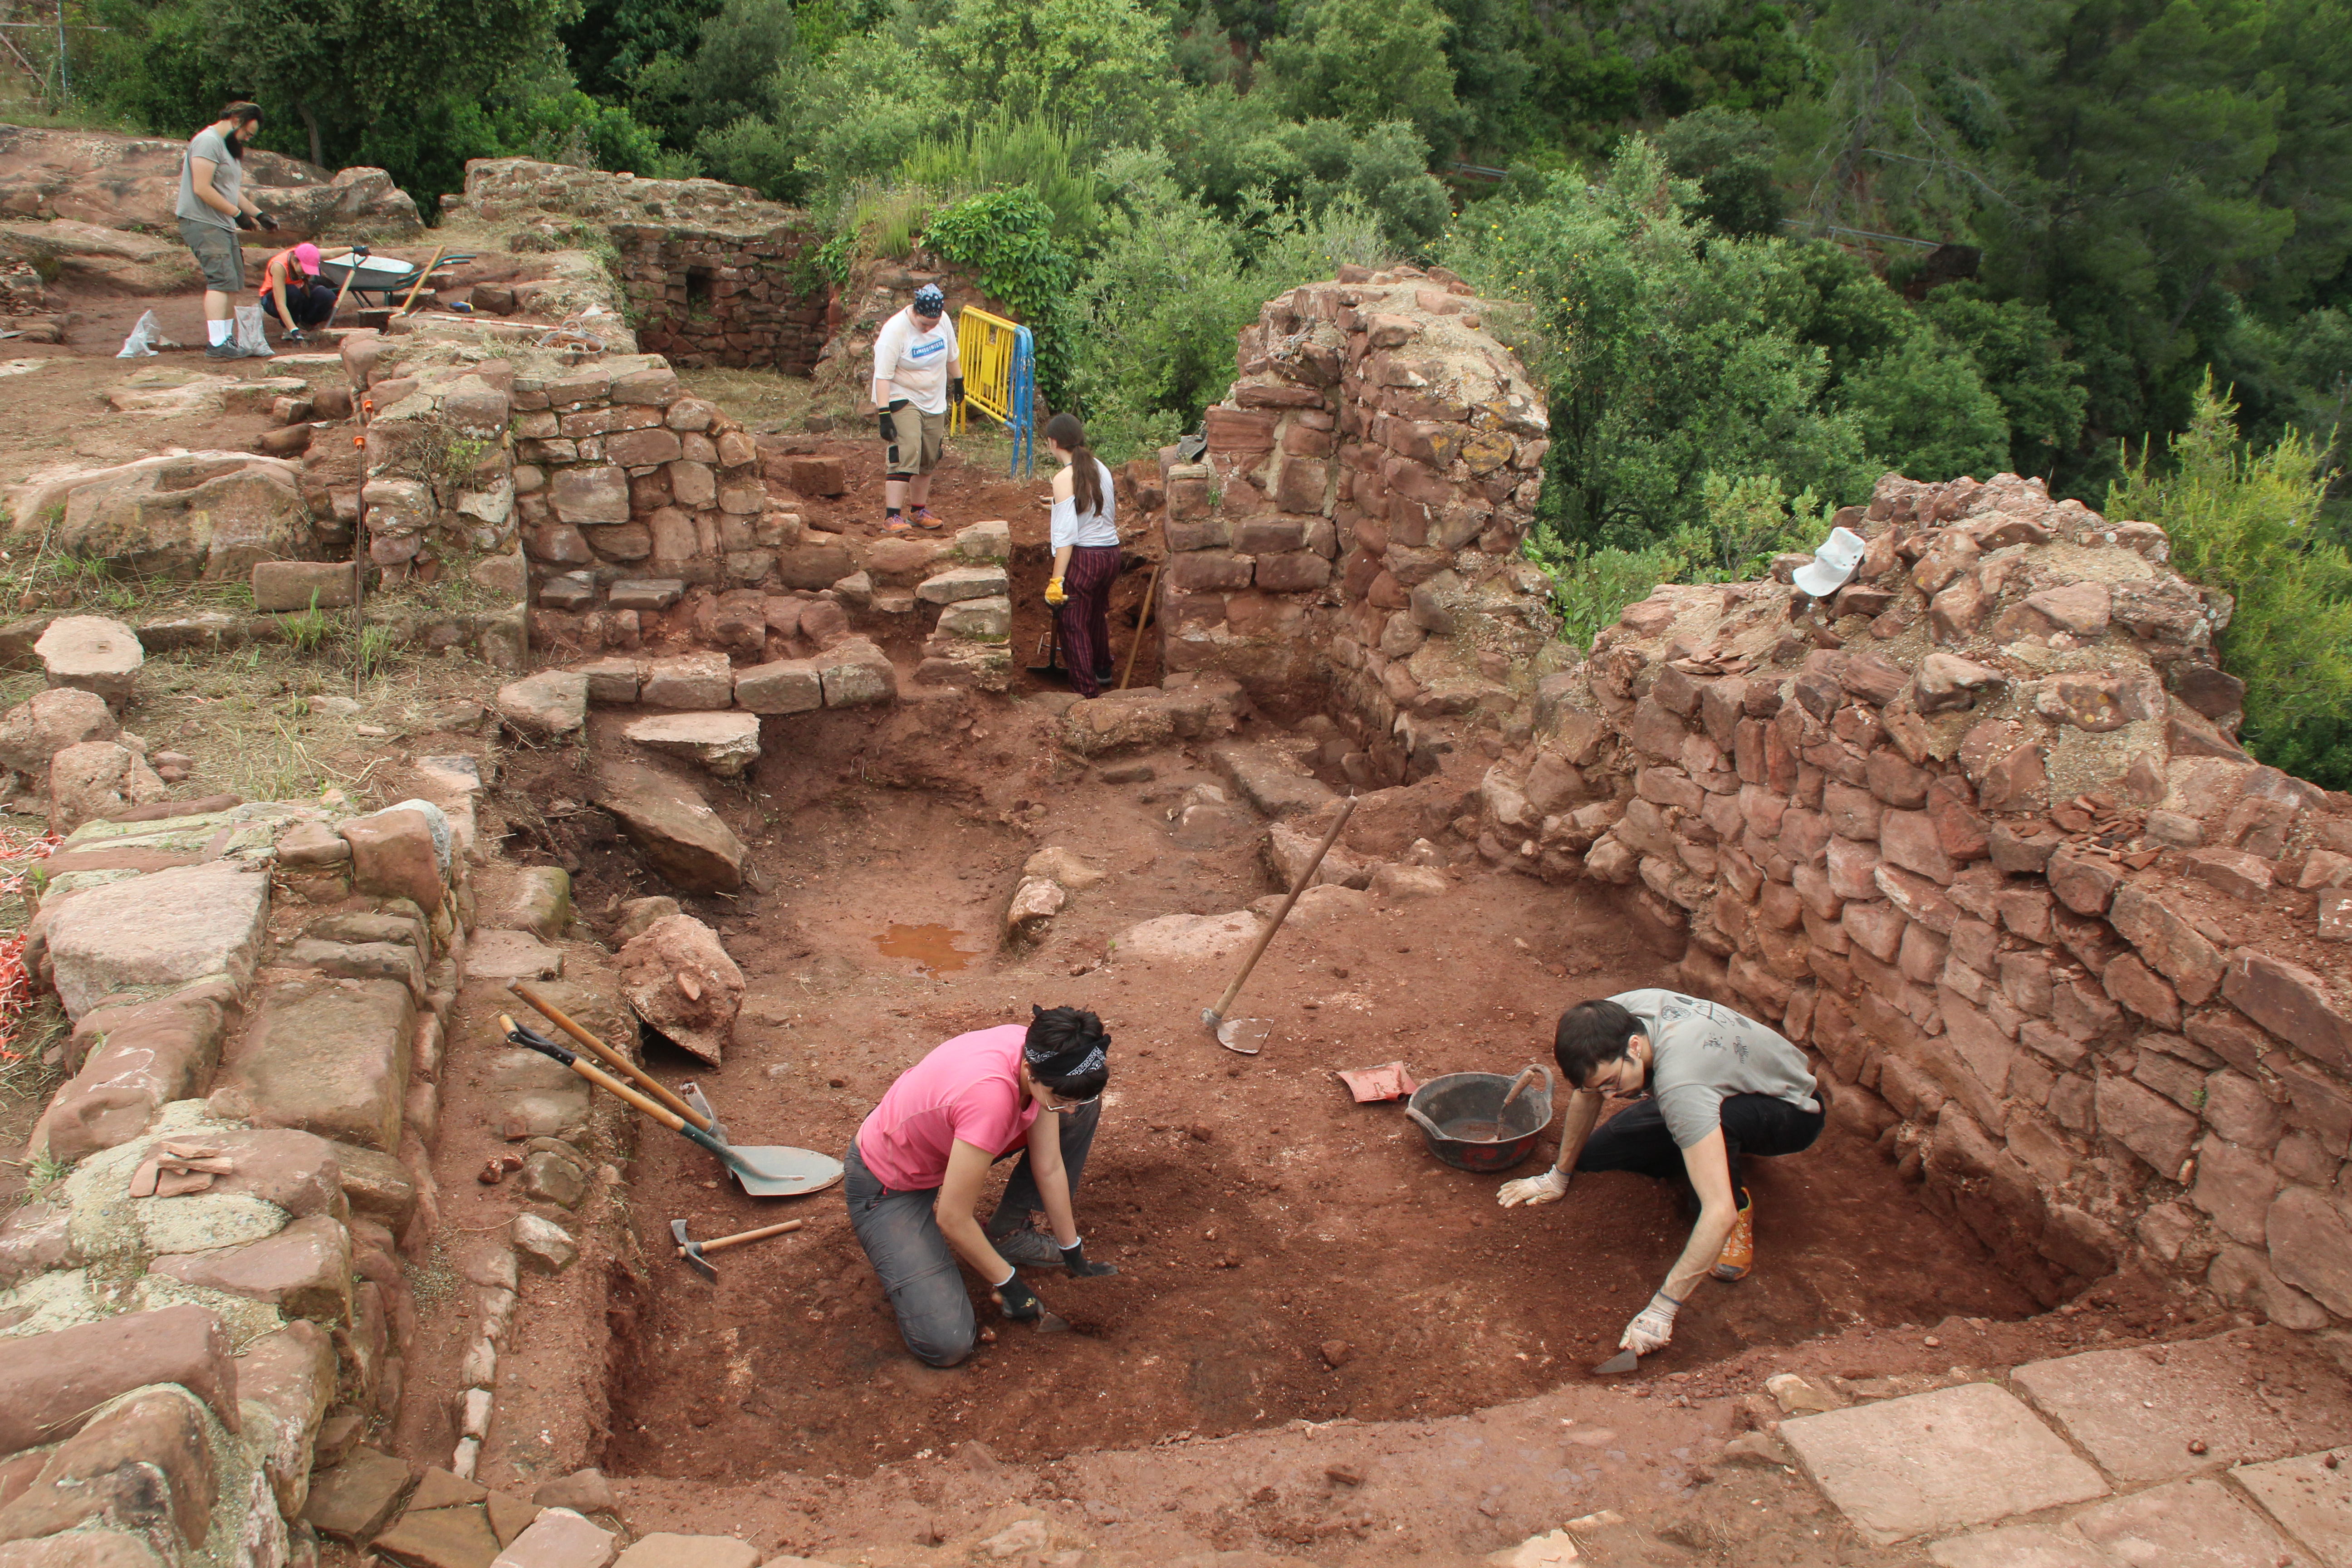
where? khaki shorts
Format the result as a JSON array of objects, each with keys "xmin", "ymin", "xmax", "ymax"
[
  {"xmin": 178, "ymin": 218, "xmax": 244, "ymax": 293},
  {"xmin": 882, "ymin": 403, "xmax": 946, "ymax": 478}
]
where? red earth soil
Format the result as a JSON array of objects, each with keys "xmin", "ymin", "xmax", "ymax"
[{"xmin": 475, "ymin": 699, "xmax": 2047, "ymax": 1487}]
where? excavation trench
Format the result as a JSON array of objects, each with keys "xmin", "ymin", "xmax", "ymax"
[{"xmin": 502, "ymin": 710, "xmax": 2042, "ymax": 1485}]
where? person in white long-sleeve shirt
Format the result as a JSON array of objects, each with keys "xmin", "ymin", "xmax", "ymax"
[{"xmin": 1042, "ymin": 412, "xmax": 1120, "ymax": 697}]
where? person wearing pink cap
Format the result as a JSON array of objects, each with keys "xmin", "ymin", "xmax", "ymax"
[{"xmin": 256, "ymin": 240, "xmax": 349, "ymax": 343}]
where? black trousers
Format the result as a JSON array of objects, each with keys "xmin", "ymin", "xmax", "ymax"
[
  {"xmin": 1575, "ymin": 1093, "xmax": 1824, "ymax": 1204},
  {"xmin": 260, "ymin": 281, "xmax": 337, "ymax": 328}
]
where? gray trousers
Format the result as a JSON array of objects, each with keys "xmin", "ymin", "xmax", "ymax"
[{"xmin": 844, "ymin": 1100, "xmax": 1100, "ymax": 1367}]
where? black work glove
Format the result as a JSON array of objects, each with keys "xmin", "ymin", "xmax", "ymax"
[
  {"xmin": 949, "ymin": 376, "xmax": 965, "ymax": 405},
  {"xmin": 352, "ymin": 244, "xmax": 370, "ymax": 257},
  {"xmin": 1060, "ymin": 1238, "xmax": 1117, "ymax": 1279},
  {"xmin": 257, "ymin": 212, "xmax": 279, "ymax": 231},
  {"xmin": 235, "ymin": 213, "xmax": 257, "ymax": 231},
  {"xmin": 993, "ymin": 1269, "xmax": 1044, "ymax": 1321}
]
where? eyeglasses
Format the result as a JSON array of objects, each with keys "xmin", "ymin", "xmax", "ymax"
[{"xmin": 1042, "ymin": 1090, "xmax": 1100, "ymax": 1114}]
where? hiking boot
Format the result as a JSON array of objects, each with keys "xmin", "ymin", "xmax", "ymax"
[
  {"xmin": 1711, "ymin": 1193, "xmax": 1754, "ymax": 1282},
  {"xmin": 205, "ymin": 342, "xmax": 249, "ymax": 360},
  {"xmin": 989, "ymin": 1228, "xmax": 1066, "ymax": 1268}
]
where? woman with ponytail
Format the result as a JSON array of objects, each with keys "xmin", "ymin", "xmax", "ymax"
[{"xmin": 1041, "ymin": 412, "xmax": 1121, "ymax": 697}]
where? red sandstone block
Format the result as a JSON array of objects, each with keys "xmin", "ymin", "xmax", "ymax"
[
  {"xmin": 2222, "ymin": 951, "xmax": 2352, "ymax": 1075},
  {"xmin": 1880, "ymin": 808, "xmax": 1955, "ymax": 885},
  {"xmin": 2046, "ymin": 846, "xmax": 2121, "ymax": 915},
  {"xmin": 1843, "ymin": 898, "xmax": 1905, "ymax": 963},
  {"xmin": 2110, "ymin": 884, "xmax": 2226, "ymax": 1005}
]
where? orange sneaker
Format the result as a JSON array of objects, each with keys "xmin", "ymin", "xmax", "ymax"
[{"xmin": 1712, "ymin": 1193, "xmax": 1754, "ymax": 1282}]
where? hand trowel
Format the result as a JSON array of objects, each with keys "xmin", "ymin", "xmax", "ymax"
[{"xmin": 1592, "ymin": 1348, "xmax": 1641, "ymax": 1375}]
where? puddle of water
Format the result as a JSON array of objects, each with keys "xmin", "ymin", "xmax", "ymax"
[{"xmin": 875, "ymin": 923, "xmax": 975, "ymax": 975}]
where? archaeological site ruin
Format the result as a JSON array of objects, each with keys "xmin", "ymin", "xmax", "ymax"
[{"xmin": 0, "ymin": 137, "xmax": 2350, "ymax": 1568}]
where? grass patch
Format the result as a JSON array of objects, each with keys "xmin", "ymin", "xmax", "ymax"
[{"xmin": 675, "ymin": 367, "xmax": 825, "ymax": 433}]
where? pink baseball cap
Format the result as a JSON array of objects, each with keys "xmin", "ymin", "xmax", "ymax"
[{"xmin": 293, "ymin": 242, "xmax": 321, "ymax": 271}]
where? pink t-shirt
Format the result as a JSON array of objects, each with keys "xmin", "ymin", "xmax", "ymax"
[{"xmin": 856, "ymin": 1024, "xmax": 1038, "ymax": 1191}]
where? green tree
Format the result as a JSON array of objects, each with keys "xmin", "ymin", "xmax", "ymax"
[
  {"xmin": 1656, "ymin": 105, "xmax": 1785, "ymax": 238},
  {"xmin": 1261, "ymin": 0, "xmax": 1460, "ymax": 152},
  {"xmin": 1917, "ymin": 285, "xmax": 2087, "ymax": 478},
  {"xmin": 928, "ymin": 0, "xmax": 1175, "ymax": 143},
  {"xmin": 1838, "ymin": 327, "xmax": 2013, "ymax": 479},
  {"xmin": 2109, "ymin": 375, "xmax": 2352, "ymax": 788},
  {"xmin": 1450, "ymin": 137, "xmax": 1872, "ymax": 549},
  {"xmin": 1071, "ymin": 147, "xmax": 1385, "ymax": 458}
]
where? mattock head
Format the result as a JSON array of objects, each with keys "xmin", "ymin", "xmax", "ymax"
[{"xmin": 671, "ymin": 1218, "xmax": 716, "ymax": 1284}]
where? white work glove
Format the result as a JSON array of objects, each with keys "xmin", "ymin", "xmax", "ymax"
[
  {"xmin": 1496, "ymin": 1168, "xmax": 1568, "ymax": 1208},
  {"xmin": 1621, "ymin": 1290, "xmax": 1682, "ymax": 1354}
]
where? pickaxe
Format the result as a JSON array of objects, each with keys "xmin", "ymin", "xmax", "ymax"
[{"xmin": 671, "ymin": 1217, "xmax": 803, "ymax": 1283}]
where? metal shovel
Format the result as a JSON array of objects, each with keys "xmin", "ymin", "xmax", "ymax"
[
  {"xmin": 1201, "ymin": 794, "xmax": 1357, "ymax": 1054},
  {"xmin": 500, "ymin": 1011, "xmax": 841, "ymax": 1198}
]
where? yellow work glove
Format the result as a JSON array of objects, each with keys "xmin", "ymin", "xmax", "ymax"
[{"xmin": 1045, "ymin": 576, "xmax": 1068, "ymax": 607}]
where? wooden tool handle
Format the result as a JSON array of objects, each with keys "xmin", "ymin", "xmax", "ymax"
[
  {"xmin": 398, "ymin": 244, "xmax": 448, "ymax": 315},
  {"xmin": 502, "ymin": 1014, "xmax": 685, "ymax": 1132},
  {"xmin": 1210, "ymin": 794, "xmax": 1357, "ymax": 1021},
  {"xmin": 512, "ymin": 982, "xmax": 707, "ymax": 1130},
  {"xmin": 1117, "ymin": 562, "xmax": 1161, "ymax": 692},
  {"xmin": 325, "ymin": 257, "xmax": 359, "ymax": 328},
  {"xmin": 699, "ymin": 1220, "xmax": 804, "ymax": 1255}
]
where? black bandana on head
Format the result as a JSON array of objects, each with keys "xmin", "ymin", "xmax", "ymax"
[{"xmin": 1025, "ymin": 1005, "xmax": 1109, "ymax": 1080}]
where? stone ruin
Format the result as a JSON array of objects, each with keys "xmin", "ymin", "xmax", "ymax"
[
  {"xmin": 1464, "ymin": 470, "xmax": 2352, "ymax": 1320},
  {"xmin": 448, "ymin": 159, "xmax": 829, "ymax": 372},
  {"xmin": 0, "ymin": 179, "xmax": 2350, "ymax": 1561},
  {"xmin": 1130, "ymin": 264, "xmax": 1559, "ymax": 785}
]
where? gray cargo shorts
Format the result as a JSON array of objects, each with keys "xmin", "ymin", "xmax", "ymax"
[{"xmin": 177, "ymin": 218, "xmax": 245, "ymax": 293}]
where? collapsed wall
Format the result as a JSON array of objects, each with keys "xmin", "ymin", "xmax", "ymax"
[
  {"xmin": 1474, "ymin": 470, "xmax": 2352, "ymax": 1319},
  {"xmin": 1144, "ymin": 265, "xmax": 1561, "ymax": 785}
]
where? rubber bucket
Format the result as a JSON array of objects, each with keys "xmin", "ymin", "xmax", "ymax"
[{"xmin": 1404, "ymin": 1065, "xmax": 1554, "ymax": 1172}]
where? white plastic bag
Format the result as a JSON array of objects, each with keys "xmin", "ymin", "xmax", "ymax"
[
  {"xmin": 115, "ymin": 309, "xmax": 161, "ymax": 358},
  {"xmin": 233, "ymin": 303, "xmax": 274, "ymax": 358}
]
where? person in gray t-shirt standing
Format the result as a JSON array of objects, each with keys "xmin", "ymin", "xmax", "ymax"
[
  {"xmin": 1495, "ymin": 990, "xmax": 1827, "ymax": 1359},
  {"xmin": 175, "ymin": 101, "xmax": 277, "ymax": 359}
]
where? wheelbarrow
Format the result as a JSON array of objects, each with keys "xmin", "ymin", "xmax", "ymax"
[
  {"xmin": 1405, "ymin": 1064, "xmax": 1554, "ymax": 1172},
  {"xmin": 316, "ymin": 251, "xmax": 477, "ymax": 309}
]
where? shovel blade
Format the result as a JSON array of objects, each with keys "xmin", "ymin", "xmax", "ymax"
[
  {"xmin": 1030, "ymin": 1311, "xmax": 1071, "ymax": 1334},
  {"xmin": 719, "ymin": 1145, "xmax": 844, "ymax": 1198},
  {"xmin": 1215, "ymin": 1018, "xmax": 1268, "ymax": 1056},
  {"xmin": 1592, "ymin": 1348, "xmax": 1641, "ymax": 1376}
]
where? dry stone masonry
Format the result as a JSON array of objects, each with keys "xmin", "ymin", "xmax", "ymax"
[
  {"xmin": 1148, "ymin": 263, "xmax": 1558, "ymax": 787},
  {"xmin": 449, "ymin": 159, "xmax": 828, "ymax": 372},
  {"xmin": 1477, "ymin": 469, "xmax": 2352, "ymax": 1319},
  {"xmin": 0, "ymin": 741, "xmax": 647, "ymax": 1564}
]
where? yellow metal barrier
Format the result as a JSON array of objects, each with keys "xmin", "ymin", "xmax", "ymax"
[
  {"xmin": 951, "ymin": 305, "xmax": 1036, "ymax": 475},
  {"xmin": 953, "ymin": 305, "xmax": 1020, "ymax": 431}
]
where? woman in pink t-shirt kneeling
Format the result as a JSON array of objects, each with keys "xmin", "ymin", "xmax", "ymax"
[{"xmin": 845, "ymin": 1005, "xmax": 1119, "ymax": 1366}]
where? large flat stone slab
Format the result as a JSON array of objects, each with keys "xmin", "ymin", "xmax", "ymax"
[
  {"xmin": 592, "ymin": 763, "xmax": 745, "ymax": 894},
  {"xmin": 42, "ymin": 861, "xmax": 270, "ymax": 1022},
  {"xmin": 2011, "ymin": 1334, "xmax": 2352, "ymax": 1484},
  {"xmin": 2070, "ymin": 1476, "xmax": 2293, "ymax": 1566},
  {"xmin": 1781, "ymin": 1382, "xmax": 2108, "ymax": 1545},
  {"xmin": 223, "ymin": 976, "xmax": 415, "ymax": 1152},
  {"xmin": 2235, "ymin": 1450, "xmax": 2352, "ymax": 1568},
  {"xmin": 621, "ymin": 711, "xmax": 761, "ymax": 777},
  {"xmin": 1927, "ymin": 1525, "xmax": 2111, "ymax": 1567},
  {"xmin": 1210, "ymin": 741, "xmax": 1335, "ymax": 819}
]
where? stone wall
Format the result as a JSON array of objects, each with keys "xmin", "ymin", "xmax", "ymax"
[
  {"xmin": 1477, "ymin": 470, "xmax": 2352, "ymax": 1321},
  {"xmin": 450, "ymin": 158, "xmax": 828, "ymax": 372},
  {"xmin": 1150, "ymin": 265, "xmax": 1559, "ymax": 786},
  {"xmin": 610, "ymin": 222, "xmax": 828, "ymax": 372}
]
